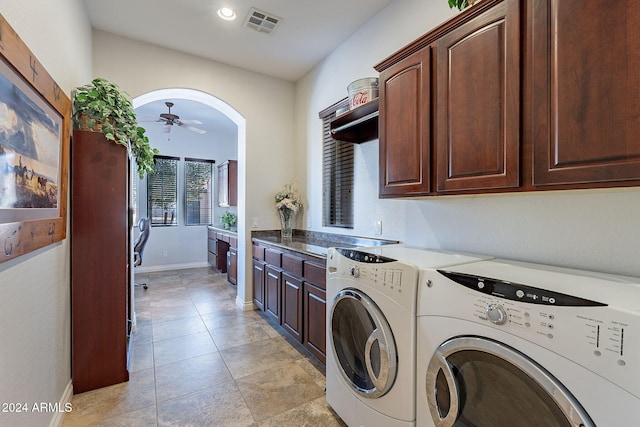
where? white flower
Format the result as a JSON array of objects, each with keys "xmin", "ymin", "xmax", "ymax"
[{"xmin": 275, "ymin": 181, "xmax": 302, "ymax": 213}]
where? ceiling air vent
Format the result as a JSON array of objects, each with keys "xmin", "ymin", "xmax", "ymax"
[{"xmin": 243, "ymin": 7, "xmax": 282, "ymax": 35}]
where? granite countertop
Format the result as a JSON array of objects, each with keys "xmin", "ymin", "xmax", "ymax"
[
  {"xmin": 252, "ymin": 230, "xmax": 398, "ymax": 258},
  {"xmin": 208, "ymin": 225, "xmax": 237, "ymax": 234}
]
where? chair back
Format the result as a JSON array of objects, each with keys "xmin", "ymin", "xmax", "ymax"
[{"xmin": 133, "ymin": 218, "xmax": 151, "ymax": 267}]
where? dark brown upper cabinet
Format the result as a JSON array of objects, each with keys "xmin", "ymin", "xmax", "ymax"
[
  {"xmin": 375, "ymin": 0, "xmax": 640, "ymax": 198},
  {"xmin": 378, "ymin": 47, "xmax": 433, "ymax": 197},
  {"xmin": 530, "ymin": 0, "xmax": 640, "ymax": 186},
  {"xmin": 436, "ymin": 0, "xmax": 520, "ymax": 192}
]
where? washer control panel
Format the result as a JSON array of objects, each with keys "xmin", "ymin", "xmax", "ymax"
[
  {"xmin": 328, "ymin": 248, "xmax": 419, "ymax": 311},
  {"xmin": 424, "ymin": 269, "xmax": 640, "ymax": 399}
]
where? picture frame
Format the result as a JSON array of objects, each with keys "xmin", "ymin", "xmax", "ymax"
[{"xmin": 0, "ymin": 13, "xmax": 71, "ymax": 264}]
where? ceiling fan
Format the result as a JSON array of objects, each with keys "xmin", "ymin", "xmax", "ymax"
[{"xmin": 142, "ymin": 101, "xmax": 206, "ymax": 134}]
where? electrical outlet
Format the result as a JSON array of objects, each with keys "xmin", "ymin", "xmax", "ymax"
[
  {"xmin": 252, "ymin": 217, "xmax": 259, "ymax": 228},
  {"xmin": 375, "ymin": 220, "xmax": 382, "ymax": 235},
  {"xmin": 163, "ymin": 250, "xmax": 168, "ymax": 257}
]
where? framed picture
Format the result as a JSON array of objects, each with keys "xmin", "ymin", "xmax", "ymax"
[{"xmin": 0, "ymin": 13, "xmax": 71, "ymax": 264}]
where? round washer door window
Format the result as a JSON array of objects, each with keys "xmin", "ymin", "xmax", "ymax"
[
  {"xmin": 425, "ymin": 336, "xmax": 594, "ymax": 427},
  {"xmin": 330, "ymin": 288, "xmax": 397, "ymax": 398}
]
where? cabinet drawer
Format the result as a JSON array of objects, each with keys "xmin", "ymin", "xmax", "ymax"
[
  {"xmin": 229, "ymin": 236, "xmax": 237, "ymax": 249},
  {"xmin": 208, "ymin": 228, "xmax": 216, "ymax": 239},
  {"xmin": 265, "ymin": 249, "xmax": 282, "ymax": 267},
  {"xmin": 282, "ymin": 254, "xmax": 304, "ymax": 277},
  {"xmin": 207, "ymin": 238, "xmax": 217, "ymax": 254},
  {"xmin": 252, "ymin": 244, "xmax": 265, "ymax": 261},
  {"xmin": 303, "ymin": 261, "xmax": 326, "ymax": 289}
]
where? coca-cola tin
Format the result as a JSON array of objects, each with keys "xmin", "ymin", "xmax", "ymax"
[{"xmin": 347, "ymin": 77, "xmax": 379, "ymax": 110}]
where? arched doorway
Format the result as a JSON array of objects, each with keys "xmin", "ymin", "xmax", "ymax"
[{"xmin": 132, "ymin": 88, "xmax": 250, "ymax": 310}]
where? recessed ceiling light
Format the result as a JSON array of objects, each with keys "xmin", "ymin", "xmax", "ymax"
[{"xmin": 217, "ymin": 7, "xmax": 236, "ymax": 21}]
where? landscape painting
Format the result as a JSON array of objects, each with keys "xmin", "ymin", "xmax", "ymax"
[{"xmin": 0, "ymin": 57, "xmax": 62, "ymax": 222}]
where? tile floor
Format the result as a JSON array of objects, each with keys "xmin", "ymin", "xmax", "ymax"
[{"xmin": 62, "ymin": 267, "xmax": 346, "ymax": 426}]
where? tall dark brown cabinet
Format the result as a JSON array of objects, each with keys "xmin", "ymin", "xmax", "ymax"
[{"xmin": 71, "ymin": 130, "xmax": 130, "ymax": 393}]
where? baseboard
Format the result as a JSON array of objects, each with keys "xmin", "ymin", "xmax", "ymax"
[
  {"xmin": 236, "ymin": 296, "xmax": 256, "ymax": 311},
  {"xmin": 135, "ymin": 261, "xmax": 210, "ymax": 273},
  {"xmin": 48, "ymin": 380, "xmax": 73, "ymax": 427}
]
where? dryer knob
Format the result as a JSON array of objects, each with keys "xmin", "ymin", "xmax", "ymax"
[
  {"xmin": 484, "ymin": 303, "xmax": 508, "ymax": 325},
  {"xmin": 349, "ymin": 265, "xmax": 360, "ymax": 278}
]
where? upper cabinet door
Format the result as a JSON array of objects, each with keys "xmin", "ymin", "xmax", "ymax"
[
  {"xmin": 379, "ymin": 47, "xmax": 432, "ymax": 197},
  {"xmin": 531, "ymin": 0, "xmax": 640, "ymax": 186},
  {"xmin": 436, "ymin": 0, "xmax": 521, "ymax": 192}
]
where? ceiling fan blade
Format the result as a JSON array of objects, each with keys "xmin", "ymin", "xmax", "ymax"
[
  {"xmin": 179, "ymin": 122, "xmax": 207, "ymax": 134},
  {"xmin": 178, "ymin": 119, "xmax": 203, "ymax": 125}
]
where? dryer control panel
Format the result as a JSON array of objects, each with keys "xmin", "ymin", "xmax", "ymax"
[{"xmin": 421, "ymin": 268, "xmax": 640, "ymax": 400}]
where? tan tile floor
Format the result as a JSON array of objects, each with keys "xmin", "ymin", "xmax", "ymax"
[{"xmin": 62, "ymin": 267, "xmax": 346, "ymax": 426}]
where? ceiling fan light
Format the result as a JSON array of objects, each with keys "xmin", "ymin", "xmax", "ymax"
[{"xmin": 217, "ymin": 7, "xmax": 236, "ymax": 21}]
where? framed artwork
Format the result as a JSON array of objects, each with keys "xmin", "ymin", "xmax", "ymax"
[{"xmin": 0, "ymin": 13, "xmax": 71, "ymax": 264}]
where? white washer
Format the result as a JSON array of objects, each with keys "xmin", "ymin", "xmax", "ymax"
[
  {"xmin": 416, "ymin": 258, "xmax": 640, "ymax": 426},
  {"xmin": 326, "ymin": 245, "xmax": 489, "ymax": 427}
]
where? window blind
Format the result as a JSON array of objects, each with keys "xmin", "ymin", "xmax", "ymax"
[
  {"xmin": 321, "ymin": 108, "xmax": 354, "ymax": 228},
  {"xmin": 184, "ymin": 158, "xmax": 214, "ymax": 226},
  {"xmin": 148, "ymin": 155, "xmax": 179, "ymax": 226}
]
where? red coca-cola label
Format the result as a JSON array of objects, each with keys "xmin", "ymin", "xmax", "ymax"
[{"xmin": 350, "ymin": 91, "xmax": 370, "ymax": 109}]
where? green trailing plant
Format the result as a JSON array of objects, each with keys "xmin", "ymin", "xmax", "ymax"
[
  {"xmin": 72, "ymin": 77, "xmax": 159, "ymax": 178},
  {"xmin": 448, "ymin": 0, "xmax": 472, "ymax": 10},
  {"xmin": 220, "ymin": 211, "xmax": 237, "ymax": 229}
]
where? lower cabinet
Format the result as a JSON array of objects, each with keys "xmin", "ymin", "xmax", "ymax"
[
  {"xmin": 229, "ymin": 246, "xmax": 238, "ymax": 285},
  {"xmin": 252, "ymin": 259, "xmax": 266, "ymax": 310},
  {"xmin": 303, "ymin": 282, "xmax": 327, "ymax": 363},
  {"xmin": 265, "ymin": 265, "xmax": 282, "ymax": 323},
  {"xmin": 208, "ymin": 228, "xmax": 236, "ymax": 278},
  {"xmin": 216, "ymin": 239, "xmax": 230, "ymax": 273},
  {"xmin": 252, "ymin": 241, "xmax": 327, "ymax": 363},
  {"xmin": 282, "ymin": 273, "xmax": 303, "ymax": 342}
]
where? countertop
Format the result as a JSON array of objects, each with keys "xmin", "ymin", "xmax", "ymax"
[
  {"xmin": 208, "ymin": 225, "xmax": 237, "ymax": 235},
  {"xmin": 252, "ymin": 230, "xmax": 398, "ymax": 258}
]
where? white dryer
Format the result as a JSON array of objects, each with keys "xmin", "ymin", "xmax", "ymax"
[
  {"xmin": 326, "ymin": 245, "xmax": 489, "ymax": 427},
  {"xmin": 416, "ymin": 258, "xmax": 640, "ymax": 426}
]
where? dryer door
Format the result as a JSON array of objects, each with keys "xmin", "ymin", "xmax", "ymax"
[
  {"xmin": 330, "ymin": 288, "xmax": 397, "ymax": 398},
  {"xmin": 425, "ymin": 336, "xmax": 594, "ymax": 427}
]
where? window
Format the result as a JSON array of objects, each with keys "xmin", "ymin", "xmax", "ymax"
[
  {"xmin": 184, "ymin": 158, "xmax": 214, "ymax": 226},
  {"xmin": 148, "ymin": 155, "xmax": 179, "ymax": 226},
  {"xmin": 320, "ymin": 100, "xmax": 354, "ymax": 228}
]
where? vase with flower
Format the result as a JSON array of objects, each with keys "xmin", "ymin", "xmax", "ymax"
[{"xmin": 275, "ymin": 181, "xmax": 302, "ymax": 240}]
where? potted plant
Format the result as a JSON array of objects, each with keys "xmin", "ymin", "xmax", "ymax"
[
  {"xmin": 220, "ymin": 211, "xmax": 237, "ymax": 230},
  {"xmin": 72, "ymin": 77, "xmax": 158, "ymax": 178},
  {"xmin": 448, "ymin": 0, "xmax": 480, "ymax": 11}
]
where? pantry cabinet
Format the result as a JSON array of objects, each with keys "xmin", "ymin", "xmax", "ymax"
[
  {"xmin": 436, "ymin": 0, "xmax": 520, "ymax": 192},
  {"xmin": 529, "ymin": 0, "xmax": 640, "ymax": 186},
  {"xmin": 71, "ymin": 130, "xmax": 130, "ymax": 393}
]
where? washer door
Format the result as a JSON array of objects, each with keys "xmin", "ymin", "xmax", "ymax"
[
  {"xmin": 330, "ymin": 288, "xmax": 397, "ymax": 398},
  {"xmin": 425, "ymin": 336, "xmax": 594, "ymax": 427}
]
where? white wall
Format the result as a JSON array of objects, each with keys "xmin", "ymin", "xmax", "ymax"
[
  {"xmin": 0, "ymin": 1, "xmax": 92, "ymax": 426},
  {"xmin": 297, "ymin": 0, "xmax": 640, "ymax": 278},
  {"xmin": 92, "ymin": 30, "xmax": 296, "ymax": 304}
]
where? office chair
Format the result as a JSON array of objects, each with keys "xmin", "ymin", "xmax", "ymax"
[{"xmin": 133, "ymin": 217, "xmax": 151, "ymax": 290}]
